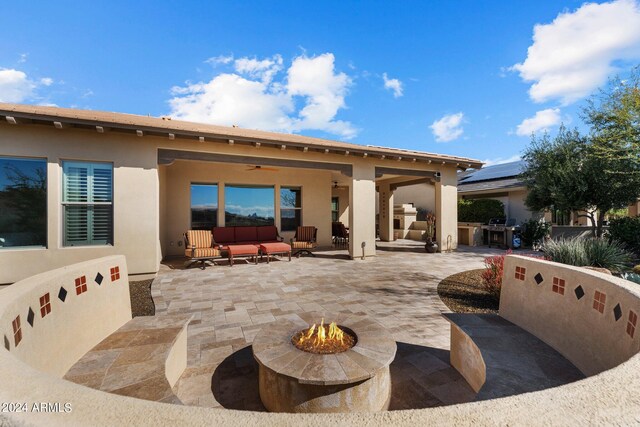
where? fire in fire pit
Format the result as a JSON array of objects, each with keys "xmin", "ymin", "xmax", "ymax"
[{"xmin": 291, "ymin": 318, "xmax": 356, "ymax": 354}]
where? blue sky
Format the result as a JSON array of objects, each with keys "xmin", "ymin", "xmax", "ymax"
[{"xmin": 2, "ymin": 0, "xmax": 640, "ymax": 165}]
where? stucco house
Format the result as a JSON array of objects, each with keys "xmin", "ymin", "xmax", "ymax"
[{"xmin": 0, "ymin": 103, "xmax": 482, "ymax": 284}]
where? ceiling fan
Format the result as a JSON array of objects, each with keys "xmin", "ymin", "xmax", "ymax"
[{"xmin": 246, "ymin": 165, "xmax": 279, "ymax": 172}]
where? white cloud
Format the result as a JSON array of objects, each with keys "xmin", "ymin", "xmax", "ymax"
[
  {"xmin": 40, "ymin": 77, "xmax": 53, "ymax": 86},
  {"xmin": 0, "ymin": 69, "xmax": 36, "ymax": 102},
  {"xmin": 512, "ymin": 0, "xmax": 640, "ymax": 104},
  {"xmin": 234, "ymin": 54, "xmax": 283, "ymax": 83},
  {"xmin": 516, "ymin": 108, "xmax": 562, "ymax": 136},
  {"xmin": 205, "ymin": 54, "xmax": 234, "ymax": 65},
  {"xmin": 481, "ymin": 155, "xmax": 521, "ymax": 167},
  {"xmin": 18, "ymin": 53, "xmax": 28, "ymax": 64},
  {"xmin": 430, "ymin": 112, "xmax": 464, "ymax": 142},
  {"xmin": 169, "ymin": 53, "xmax": 357, "ymax": 139},
  {"xmin": 382, "ymin": 73, "xmax": 403, "ymax": 98}
]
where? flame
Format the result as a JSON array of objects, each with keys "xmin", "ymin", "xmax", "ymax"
[{"xmin": 298, "ymin": 318, "xmax": 346, "ymax": 349}]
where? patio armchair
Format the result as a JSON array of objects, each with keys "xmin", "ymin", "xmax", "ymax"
[
  {"xmin": 290, "ymin": 226, "xmax": 318, "ymax": 257},
  {"xmin": 183, "ymin": 230, "xmax": 222, "ymax": 269},
  {"xmin": 332, "ymin": 221, "xmax": 349, "ymax": 247}
]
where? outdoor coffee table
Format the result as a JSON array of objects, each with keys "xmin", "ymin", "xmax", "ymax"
[
  {"xmin": 226, "ymin": 244, "xmax": 259, "ymax": 266},
  {"xmin": 259, "ymin": 242, "xmax": 292, "ymax": 263}
]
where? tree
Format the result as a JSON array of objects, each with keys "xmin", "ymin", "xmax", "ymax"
[
  {"xmin": 522, "ymin": 126, "xmax": 638, "ymax": 237},
  {"xmin": 522, "ymin": 67, "xmax": 640, "ymax": 238}
]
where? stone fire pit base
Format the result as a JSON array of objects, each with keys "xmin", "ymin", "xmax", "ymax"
[{"xmin": 252, "ymin": 313, "xmax": 397, "ymax": 413}]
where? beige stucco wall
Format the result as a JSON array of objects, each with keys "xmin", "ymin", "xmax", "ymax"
[
  {"xmin": 392, "ymin": 183, "xmax": 436, "ymax": 213},
  {"xmin": 0, "ymin": 125, "xmax": 160, "ymax": 284},
  {"xmin": 331, "ymin": 187, "xmax": 349, "ymax": 226},
  {"xmin": 0, "ymin": 255, "xmax": 131, "ymax": 376},
  {"xmin": 1, "ymin": 121, "xmax": 461, "ymax": 278},
  {"xmin": 501, "ymin": 255, "xmax": 640, "ymax": 376},
  {"xmin": 162, "ymin": 160, "xmax": 332, "ymax": 255}
]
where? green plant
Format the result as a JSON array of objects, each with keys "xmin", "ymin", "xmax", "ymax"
[
  {"xmin": 458, "ymin": 199, "xmax": 505, "ymax": 224},
  {"xmin": 541, "ymin": 236, "xmax": 634, "ymax": 273},
  {"xmin": 634, "ymin": 265, "xmax": 640, "ymax": 274},
  {"xmin": 622, "ymin": 272, "xmax": 640, "ymax": 285},
  {"xmin": 608, "ymin": 216, "xmax": 640, "ymax": 257},
  {"xmin": 521, "ymin": 219, "xmax": 551, "ymax": 248}
]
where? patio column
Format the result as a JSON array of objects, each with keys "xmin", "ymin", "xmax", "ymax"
[
  {"xmin": 435, "ymin": 167, "xmax": 458, "ymax": 252},
  {"xmin": 378, "ymin": 183, "xmax": 394, "ymax": 242},
  {"xmin": 349, "ymin": 163, "xmax": 376, "ymax": 258}
]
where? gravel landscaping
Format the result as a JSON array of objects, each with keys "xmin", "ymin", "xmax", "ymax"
[{"xmin": 437, "ymin": 269, "xmax": 499, "ymax": 314}]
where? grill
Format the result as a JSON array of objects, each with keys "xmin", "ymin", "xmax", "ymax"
[{"xmin": 481, "ymin": 218, "xmax": 519, "ymax": 248}]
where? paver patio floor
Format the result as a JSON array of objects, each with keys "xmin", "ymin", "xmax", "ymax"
[{"xmin": 151, "ymin": 242, "xmax": 576, "ymax": 410}]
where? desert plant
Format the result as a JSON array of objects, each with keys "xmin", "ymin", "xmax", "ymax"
[
  {"xmin": 622, "ymin": 272, "xmax": 640, "ymax": 285},
  {"xmin": 458, "ymin": 199, "xmax": 505, "ymax": 224},
  {"xmin": 481, "ymin": 250, "xmax": 511, "ymax": 298},
  {"xmin": 608, "ymin": 216, "xmax": 640, "ymax": 257},
  {"xmin": 521, "ymin": 218, "xmax": 551, "ymax": 248},
  {"xmin": 634, "ymin": 265, "xmax": 640, "ymax": 274},
  {"xmin": 542, "ymin": 236, "xmax": 633, "ymax": 273},
  {"xmin": 424, "ymin": 211, "xmax": 436, "ymax": 241}
]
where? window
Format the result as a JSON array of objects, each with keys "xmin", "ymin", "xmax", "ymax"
[
  {"xmin": 225, "ymin": 185, "xmax": 274, "ymax": 226},
  {"xmin": 0, "ymin": 156, "xmax": 47, "ymax": 248},
  {"xmin": 191, "ymin": 184, "xmax": 218, "ymax": 229},
  {"xmin": 281, "ymin": 187, "xmax": 301, "ymax": 231},
  {"xmin": 551, "ymin": 208, "xmax": 570, "ymax": 225},
  {"xmin": 331, "ymin": 197, "xmax": 339, "ymax": 222},
  {"xmin": 62, "ymin": 161, "xmax": 113, "ymax": 246}
]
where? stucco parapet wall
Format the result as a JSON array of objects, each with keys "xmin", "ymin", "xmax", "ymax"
[
  {"xmin": 1, "ymin": 256, "xmax": 640, "ymax": 425},
  {"xmin": 0, "ymin": 102, "xmax": 482, "ymax": 168}
]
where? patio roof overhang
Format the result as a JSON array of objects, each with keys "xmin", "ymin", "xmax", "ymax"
[{"xmin": 0, "ymin": 103, "xmax": 483, "ymax": 171}]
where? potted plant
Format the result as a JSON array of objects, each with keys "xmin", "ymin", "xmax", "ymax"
[{"xmin": 424, "ymin": 212, "xmax": 438, "ymax": 253}]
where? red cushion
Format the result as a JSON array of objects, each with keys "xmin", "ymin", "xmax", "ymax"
[
  {"xmin": 234, "ymin": 226, "xmax": 258, "ymax": 242},
  {"xmin": 256, "ymin": 226, "xmax": 278, "ymax": 242},
  {"xmin": 213, "ymin": 227, "xmax": 235, "ymax": 244}
]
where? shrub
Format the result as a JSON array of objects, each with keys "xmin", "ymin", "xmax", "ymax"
[
  {"xmin": 458, "ymin": 199, "xmax": 505, "ymax": 224},
  {"xmin": 634, "ymin": 265, "xmax": 640, "ymax": 274},
  {"xmin": 481, "ymin": 249, "xmax": 511, "ymax": 298},
  {"xmin": 541, "ymin": 236, "xmax": 634, "ymax": 273},
  {"xmin": 608, "ymin": 216, "xmax": 640, "ymax": 257},
  {"xmin": 521, "ymin": 219, "xmax": 551, "ymax": 248},
  {"xmin": 621, "ymin": 272, "xmax": 640, "ymax": 285}
]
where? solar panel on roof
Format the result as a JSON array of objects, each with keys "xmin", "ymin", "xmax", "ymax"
[{"xmin": 458, "ymin": 160, "xmax": 525, "ymax": 183}]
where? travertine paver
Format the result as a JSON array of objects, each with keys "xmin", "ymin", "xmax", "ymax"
[{"xmin": 152, "ymin": 241, "xmax": 575, "ymax": 410}]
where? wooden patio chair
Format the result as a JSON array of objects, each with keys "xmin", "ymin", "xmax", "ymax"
[
  {"xmin": 333, "ymin": 222, "xmax": 349, "ymax": 247},
  {"xmin": 183, "ymin": 230, "xmax": 222, "ymax": 269},
  {"xmin": 290, "ymin": 226, "xmax": 318, "ymax": 257}
]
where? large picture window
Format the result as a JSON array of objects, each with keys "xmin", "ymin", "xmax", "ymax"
[
  {"xmin": 225, "ymin": 185, "xmax": 274, "ymax": 226},
  {"xmin": 63, "ymin": 161, "xmax": 113, "ymax": 246},
  {"xmin": 0, "ymin": 157, "xmax": 47, "ymax": 248},
  {"xmin": 191, "ymin": 183, "xmax": 218, "ymax": 229},
  {"xmin": 281, "ymin": 187, "xmax": 301, "ymax": 231}
]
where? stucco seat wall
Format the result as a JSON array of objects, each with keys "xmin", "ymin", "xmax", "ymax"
[
  {"xmin": 500, "ymin": 255, "xmax": 640, "ymax": 376},
  {"xmin": 0, "ymin": 255, "xmax": 131, "ymax": 376}
]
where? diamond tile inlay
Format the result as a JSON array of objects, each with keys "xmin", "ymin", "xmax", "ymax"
[
  {"xmin": 95, "ymin": 272, "xmax": 104, "ymax": 285},
  {"xmin": 3, "ymin": 335, "xmax": 9, "ymax": 351},
  {"xmin": 613, "ymin": 304, "xmax": 622, "ymax": 321},
  {"xmin": 58, "ymin": 286, "xmax": 68, "ymax": 302},
  {"xmin": 534, "ymin": 273, "xmax": 544, "ymax": 285},
  {"xmin": 27, "ymin": 307, "xmax": 35, "ymax": 327},
  {"xmin": 574, "ymin": 285, "xmax": 585, "ymax": 300}
]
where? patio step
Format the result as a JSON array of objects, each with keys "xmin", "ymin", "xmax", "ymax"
[{"xmin": 64, "ymin": 313, "xmax": 192, "ymax": 404}]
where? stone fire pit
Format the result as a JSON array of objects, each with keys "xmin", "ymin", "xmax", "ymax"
[{"xmin": 252, "ymin": 312, "xmax": 396, "ymax": 413}]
